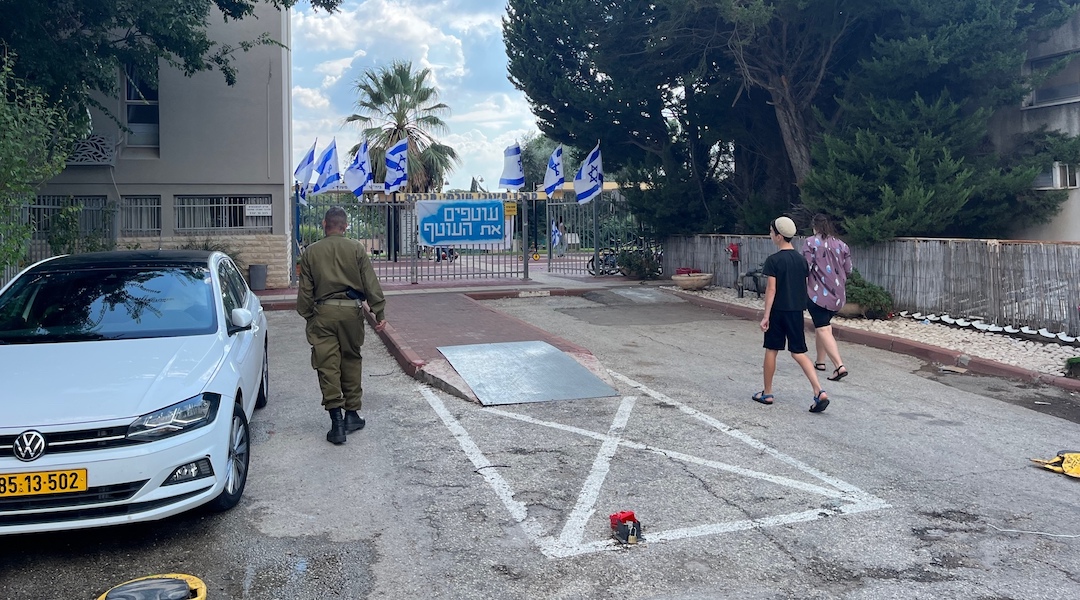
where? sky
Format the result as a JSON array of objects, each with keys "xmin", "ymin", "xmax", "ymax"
[{"xmin": 289, "ymin": 0, "xmax": 539, "ymax": 192}]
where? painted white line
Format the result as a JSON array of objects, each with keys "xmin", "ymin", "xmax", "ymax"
[
  {"xmin": 484, "ymin": 406, "xmax": 847, "ymax": 499},
  {"xmin": 421, "ymin": 369, "xmax": 890, "ymax": 559},
  {"xmin": 557, "ymin": 396, "xmax": 636, "ymax": 549},
  {"xmin": 609, "ymin": 370, "xmax": 891, "ymax": 506},
  {"xmin": 418, "ymin": 384, "xmax": 551, "ymax": 550}
]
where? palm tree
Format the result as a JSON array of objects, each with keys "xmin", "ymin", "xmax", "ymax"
[{"xmin": 344, "ymin": 61, "xmax": 460, "ymax": 192}]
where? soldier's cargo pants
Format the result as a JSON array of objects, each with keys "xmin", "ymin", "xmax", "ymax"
[{"xmin": 305, "ymin": 303, "xmax": 365, "ymax": 410}]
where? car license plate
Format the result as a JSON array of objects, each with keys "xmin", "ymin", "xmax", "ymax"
[{"xmin": 0, "ymin": 469, "xmax": 88, "ymax": 498}]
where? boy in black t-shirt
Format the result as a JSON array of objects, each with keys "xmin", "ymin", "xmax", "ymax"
[{"xmin": 754, "ymin": 216, "xmax": 830, "ymax": 413}]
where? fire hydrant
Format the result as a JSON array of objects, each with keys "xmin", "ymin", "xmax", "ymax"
[{"xmin": 726, "ymin": 242, "xmax": 742, "ymax": 297}]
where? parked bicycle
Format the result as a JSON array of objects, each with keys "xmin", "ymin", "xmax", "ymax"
[
  {"xmin": 587, "ymin": 246, "xmax": 620, "ymax": 275},
  {"xmin": 588, "ymin": 235, "xmax": 664, "ymax": 277}
]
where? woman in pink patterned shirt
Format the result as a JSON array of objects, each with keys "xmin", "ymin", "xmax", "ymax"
[{"xmin": 802, "ymin": 214, "xmax": 853, "ymax": 382}]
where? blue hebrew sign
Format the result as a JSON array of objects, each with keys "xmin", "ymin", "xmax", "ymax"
[{"xmin": 416, "ymin": 200, "xmax": 505, "ymax": 245}]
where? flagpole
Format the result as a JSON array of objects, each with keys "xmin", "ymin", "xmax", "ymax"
[
  {"xmin": 592, "ymin": 191, "xmax": 599, "ymax": 277},
  {"xmin": 293, "ymin": 182, "xmax": 301, "ymax": 285},
  {"xmin": 522, "ymin": 191, "xmax": 530, "ymax": 282}
]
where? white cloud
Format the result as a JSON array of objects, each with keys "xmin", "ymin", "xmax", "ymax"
[
  {"xmin": 450, "ymin": 93, "xmax": 536, "ymax": 131},
  {"xmin": 292, "ymin": 86, "xmax": 331, "ymax": 110},
  {"xmin": 315, "ymin": 55, "xmax": 359, "ymax": 78},
  {"xmin": 444, "ymin": 11, "xmax": 503, "ymax": 37},
  {"xmin": 292, "ymin": 0, "xmax": 465, "ymax": 87}
]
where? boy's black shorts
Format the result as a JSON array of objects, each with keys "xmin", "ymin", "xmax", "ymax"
[
  {"xmin": 806, "ymin": 300, "xmax": 835, "ymax": 328},
  {"xmin": 763, "ymin": 309, "xmax": 808, "ymax": 353}
]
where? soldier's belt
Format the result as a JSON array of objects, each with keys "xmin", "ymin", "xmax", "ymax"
[{"xmin": 316, "ymin": 299, "xmax": 358, "ymax": 306}]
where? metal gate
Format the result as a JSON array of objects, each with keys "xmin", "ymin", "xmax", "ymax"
[
  {"xmin": 296, "ymin": 192, "xmax": 534, "ymax": 283},
  {"xmin": 545, "ymin": 191, "xmax": 659, "ymax": 276},
  {"xmin": 296, "ymin": 190, "xmax": 661, "ymax": 282}
]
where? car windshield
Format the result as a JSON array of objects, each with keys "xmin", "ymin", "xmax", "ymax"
[{"xmin": 0, "ymin": 265, "xmax": 217, "ymax": 344}]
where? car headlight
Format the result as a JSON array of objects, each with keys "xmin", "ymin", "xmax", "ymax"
[{"xmin": 127, "ymin": 393, "xmax": 221, "ymax": 442}]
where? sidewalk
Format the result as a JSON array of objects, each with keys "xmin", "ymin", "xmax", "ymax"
[
  {"xmin": 258, "ymin": 274, "xmax": 1080, "ymax": 400},
  {"xmin": 256, "ymin": 269, "xmax": 637, "ymax": 400}
]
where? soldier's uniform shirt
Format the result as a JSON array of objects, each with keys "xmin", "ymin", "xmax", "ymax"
[{"xmin": 296, "ymin": 234, "xmax": 386, "ymax": 409}]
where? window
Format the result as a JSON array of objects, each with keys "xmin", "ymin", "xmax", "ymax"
[
  {"xmin": 125, "ymin": 65, "xmax": 159, "ymax": 147},
  {"xmin": 174, "ymin": 195, "xmax": 273, "ymax": 234},
  {"xmin": 30, "ymin": 195, "xmax": 112, "ymax": 243},
  {"xmin": 217, "ymin": 260, "xmax": 251, "ymax": 326},
  {"xmin": 1028, "ymin": 52, "xmax": 1080, "ymax": 107},
  {"xmin": 0, "ymin": 266, "xmax": 215, "ymax": 343},
  {"xmin": 221, "ymin": 259, "xmax": 250, "ymax": 305},
  {"xmin": 1033, "ymin": 161, "xmax": 1078, "ymax": 190},
  {"xmin": 120, "ymin": 196, "xmax": 161, "ymax": 236}
]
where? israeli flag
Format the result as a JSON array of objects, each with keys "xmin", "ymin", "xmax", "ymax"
[
  {"xmin": 293, "ymin": 139, "xmax": 317, "ymax": 205},
  {"xmin": 551, "ymin": 219, "xmax": 561, "ymax": 247},
  {"xmin": 311, "ymin": 138, "xmax": 342, "ymax": 196},
  {"xmin": 574, "ymin": 142, "xmax": 603, "ymax": 204},
  {"xmin": 543, "ymin": 144, "xmax": 564, "ymax": 197},
  {"xmin": 384, "ymin": 138, "xmax": 409, "ymax": 193},
  {"xmin": 499, "ymin": 143, "xmax": 525, "ymax": 191},
  {"xmin": 343, "ymin": 139, "xmax": 375, "ymax": 197}
]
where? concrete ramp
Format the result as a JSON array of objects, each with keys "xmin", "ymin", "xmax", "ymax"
[{"xmin": 438, "ymin": 340, "xmax": 619, "ymax": 406}]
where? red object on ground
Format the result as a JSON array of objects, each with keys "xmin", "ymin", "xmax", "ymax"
[
  {"xmin": 609, "ymin": 510, "xmax": 636, "ymax": 529},
  {"xmin": 675, "ymin": 268, "xmax": 702, "ymax": 276}
]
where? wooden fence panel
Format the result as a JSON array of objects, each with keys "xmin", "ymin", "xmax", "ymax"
[{"xmin": 666, "ymin": 235, "xmax": 1080, "ymax": 336}]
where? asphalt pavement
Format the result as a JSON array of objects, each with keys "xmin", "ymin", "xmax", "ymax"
[
  {"xmin": 256, "ymin": 270, "xmax": 1080, "ymax": 401},
  {"xmin": 7, "ymin": 273, "xmax": 1080, "ymax": 599}
]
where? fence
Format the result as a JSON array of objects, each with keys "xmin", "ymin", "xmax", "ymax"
[
  {"xmin": 297, "ymin": 192, "xmax": 528, "ymax": 283},
  {"xmin": 546, "ymin": 192, "xmax": 655, "ymax": 276},
  {"xmin": 665, "ymin": 235, "xmax": 1080, "ymax": 336}
]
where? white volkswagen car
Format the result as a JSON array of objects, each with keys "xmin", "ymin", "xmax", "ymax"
[{"xmin": 0, "ymin": 250, "xmax": 268, "ymax": 535}]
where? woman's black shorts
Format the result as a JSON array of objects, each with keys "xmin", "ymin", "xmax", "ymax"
[{"xmin": 806, "ymin": 300, "xmax": 836, "ymax": 328}]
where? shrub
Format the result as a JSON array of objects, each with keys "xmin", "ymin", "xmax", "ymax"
[
  {"xmin": 617, "ymin": 248, "xmax": 661, "ymax": 279},
  {"xmin": 178, "ymin": 235, "xmax": 245, "ymax": 270},
  {"xmin": 846, "ymin": 269, "xmax": 893, "ymax": 319}
]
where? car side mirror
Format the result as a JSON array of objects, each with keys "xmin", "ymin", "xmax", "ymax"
[{"xmin": 229, "ymin": 308, "xmax": 254, "ymax": 334}]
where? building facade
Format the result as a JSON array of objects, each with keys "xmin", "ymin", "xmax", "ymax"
[
  {"xmin": 991, "ymin": 12, "xmax": 1080, "ymax": 241},
  {"xmin": 36, "ymin": 5, "xmax": 294, "ymax": 288}
]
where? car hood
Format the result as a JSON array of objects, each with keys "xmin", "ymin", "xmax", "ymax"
[{"xmin": 0, "ymin": 335, "xmax": 225, "ymax": 428}]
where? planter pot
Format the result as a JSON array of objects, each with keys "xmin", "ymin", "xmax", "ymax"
[
  {"xmin": 837, "ymin": 302, "xmax": 864, "ymax": 318},
  {"xmin": 672, "ymin": 272, "xmax": 713, "ymax": 291}
]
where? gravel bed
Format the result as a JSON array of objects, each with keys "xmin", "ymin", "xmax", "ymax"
[{"xmin": 667, "ymin": 285, "xmax": 1080, "ymax": 377}]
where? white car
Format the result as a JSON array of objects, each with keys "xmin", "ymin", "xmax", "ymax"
[{"xmin": 0, "ymin": 250, "xmax": 268, "ymax": 535}]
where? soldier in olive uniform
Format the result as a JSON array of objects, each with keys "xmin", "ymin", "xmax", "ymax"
[{"xmin": 297, "ymin": 206, "xmax": 387, "ymax": 444}]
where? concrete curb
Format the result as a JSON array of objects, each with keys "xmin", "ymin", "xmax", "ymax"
[{"xmin": 670, "ymin": 289, "xmax": 1080, "ymax": 394}]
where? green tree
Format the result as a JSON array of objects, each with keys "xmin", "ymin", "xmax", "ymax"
[
  {"xmin": 344, "ymin": 60, "xmax": 460, "ymax": 192},
  {"xmin": 505, "ymin": 0, "xmax": 744, "ymax": 235},
  {"xmin": 0, "ymin": 52, "xmax": 82, "ymax": 268},
  {"xmin": 506, "ymin": 0, "xmax": 1080, "ymax": 241},
  {"xmin": 803, "ymin": 0, "xmax": 1080, "ymax": 243}
]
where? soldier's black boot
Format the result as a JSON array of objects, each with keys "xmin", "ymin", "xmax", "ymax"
[
  {"xmin": 326, "ymin": 408, "xmax": 347, "ymax": 445},
  {"xmin": 344, "ymin": 410, "xmax": 365, "ymax": 432}
]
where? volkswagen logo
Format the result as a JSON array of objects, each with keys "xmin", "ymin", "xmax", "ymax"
[{"xmin": 13, "ymin": 430, "xmax": 46, "ymax": 462}]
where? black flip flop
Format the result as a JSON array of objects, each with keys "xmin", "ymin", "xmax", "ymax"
[
  {"xmin": 827, "ymin": 366, "xmax": 848, "ymax": 381},
  {"xmin": 814, "ymin": 362, "xmax": 826, "ymax": 371}
]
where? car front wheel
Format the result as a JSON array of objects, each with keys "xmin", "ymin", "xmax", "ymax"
[{"xmin": 206, "ymin": 403, "xmax": 250, "ymax": 512}]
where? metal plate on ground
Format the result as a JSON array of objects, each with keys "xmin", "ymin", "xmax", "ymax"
[{"xmin": 438, "ymin": 341, "xmax": 619, "ymax": 406}]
